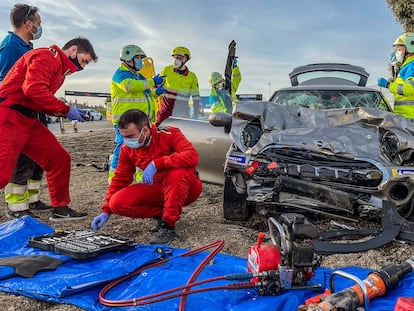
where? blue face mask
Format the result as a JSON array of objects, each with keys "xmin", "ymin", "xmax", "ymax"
[
  {"xmin": 135, "ymin": 59, "xmax": 143, "ymax": 70},
  {"xmin": 124, "ymin": 138, "xmax": 143, "ymax": 149},
  {"xmin": 124, "ymin": 128, "xmax": 145, "ymax": 149},
  {"xmin": 30, "ymin": 24, "xmax": 42, "ymax": 40}
]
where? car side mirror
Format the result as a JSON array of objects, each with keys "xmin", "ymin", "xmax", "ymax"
[{"xmin": 208, "ymin": 112, "xmax": 232, "ymax": 128}]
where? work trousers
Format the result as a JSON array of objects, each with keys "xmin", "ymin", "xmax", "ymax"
[
  {"xmin": 0, "ymin": 107, "xmax": 71, "ymax": 207},
  {"xmin": 109, "ymin": 168, "xmax": 202, "ymax": 226},
  {"xmin": 11, "ymin": 153, "xmax": 44, "ymax": 184},
  {"xmin": 5, "ymin": 113, "xmax": 48, "ymax": 210}
]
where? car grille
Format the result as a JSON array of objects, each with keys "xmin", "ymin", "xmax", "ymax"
[{"xmin": 254, "ymin": 148, "xmax": 383, "ymax": 188}]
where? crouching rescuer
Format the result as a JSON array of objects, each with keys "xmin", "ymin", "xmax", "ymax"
[{"xmin": 91, "ymin": 109, "xmax": 202, "ymax": 244}]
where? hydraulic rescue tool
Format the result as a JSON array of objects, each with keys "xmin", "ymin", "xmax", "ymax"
[
  {"xmin": 247, "ymin": 213, "xmax": 321, "ymax": 295},
  {"xmin": 99, "ymin": 213, "xmax": 321, "ymax": 309},
  {"xmin": 298, "ymin": 259, "xmax": 414, "ymax": 311}
]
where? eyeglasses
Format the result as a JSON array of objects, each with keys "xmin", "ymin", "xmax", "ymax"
[{"xmin": 24, "ymin": 6, "xmax": 34, "ymax": 22}]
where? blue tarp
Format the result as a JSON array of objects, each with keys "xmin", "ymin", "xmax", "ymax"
[{"xmin": 0, "ymin": 216, "xmax": 412, "ymax": 310}]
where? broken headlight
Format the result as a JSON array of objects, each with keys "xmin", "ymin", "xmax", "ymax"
[{"xmin": 241, "ymin": 120, "xmax": 262, "ymax": 149}]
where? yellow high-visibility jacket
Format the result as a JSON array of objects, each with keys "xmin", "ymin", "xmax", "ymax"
[
  {"xmin": 390, "ymin": 55, "xmax": 414, "ymax": 119},
  {"xmin": 111, "ymin": 63, "xmax": 157, "ymax": 124}
]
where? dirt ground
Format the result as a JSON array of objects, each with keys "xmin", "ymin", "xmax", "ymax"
[{"xmin": 0, "ymin": 128, "xmax": 413, "ymax": 310}]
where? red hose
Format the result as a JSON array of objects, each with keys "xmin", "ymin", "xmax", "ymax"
[
  {"xmin": 179, "ymin": 240, "xmax": 224, "ymax": 310},
  {"xmin": 98, "ymin": 240, "xmax": 254, "ymax": 308}
]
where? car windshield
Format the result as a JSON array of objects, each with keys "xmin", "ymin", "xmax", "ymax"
[{"xmin": 271, "ymin": 89, "xmax": 390, "ymax": 111}]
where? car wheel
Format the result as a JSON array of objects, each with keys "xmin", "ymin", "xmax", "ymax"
[
  {"xmin": 223, "ymin": 174, "xmax": 250, "ymax": 221},
  {"xmin": 90, "ymin": 116, "xmax": 94, "ymax": 121}
]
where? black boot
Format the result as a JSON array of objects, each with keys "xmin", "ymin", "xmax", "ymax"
[
  {"xmin": 150, "ymin": 220, "xmax": 175, "ymax": 245},
  {"xmin": 29, "ymin": 200, "xmax": 52, "ymax": 211}
]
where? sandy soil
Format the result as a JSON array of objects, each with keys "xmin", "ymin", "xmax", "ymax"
[{"xmin": 0, "ymin": 128, "xmax": 413, "ymax": 310}]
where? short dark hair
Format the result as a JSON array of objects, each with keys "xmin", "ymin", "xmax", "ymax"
[
  {"xmin": 62, "ymin": 37, "xmax": 98, "ymax": 62},
  {"xmin": 118, "ymin": 110, "xmax": 150, "ymax": 130},
  {"xmin": 10, "ymin": 4, "xmax": 39, "ymax": 28}
]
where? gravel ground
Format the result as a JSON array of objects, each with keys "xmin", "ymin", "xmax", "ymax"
[{"xmin": 0, "ymin": 128, "xmax": 413, "ymax": 310}]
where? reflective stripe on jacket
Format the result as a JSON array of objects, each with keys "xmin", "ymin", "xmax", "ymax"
[
  {"xmin": 161, "ymin": 65, "xmax": 200, "ymax": 101},
  {"xmin": 111, "ymin": 63, "xmax": 156, "ymax": 124},
  {"xmin": 390, "ymin": 55, "xmax": 414, "ymax": 119}
]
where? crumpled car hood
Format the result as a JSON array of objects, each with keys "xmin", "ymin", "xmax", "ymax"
[{"xmin": 230, "ymin": 102, "xmax": 414, "ymax": 165}]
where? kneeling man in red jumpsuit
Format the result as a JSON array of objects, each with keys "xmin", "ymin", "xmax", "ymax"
[{"xmin": 91, "ymin": 109, "xmax": 202, "ymax": 244}]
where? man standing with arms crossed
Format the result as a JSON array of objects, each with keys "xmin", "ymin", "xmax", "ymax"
[{"xmin": 0, "ymin": 4, "xmax": 50, "ymax": 218}]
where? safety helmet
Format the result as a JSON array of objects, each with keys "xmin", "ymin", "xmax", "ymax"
[
  {"xmin": 120, "ymin": 45, "xmax": 146, "ymax": 62},
  {"xmin": 393, "ymin": 32, "xmax": 414, "ymax": 54},
  {"xmin": 208, "ymin": 72, "xmax": 224, "ymax": 86},
  {"xmin": 171, "ymin": 46, "xmax": 191, "ymax": 60}
]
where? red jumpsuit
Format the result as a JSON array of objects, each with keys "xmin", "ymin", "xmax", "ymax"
[
  {"xmin": 101, "ymin": 125, "xmax": 202, "ymax": 226},
  {"xmin": 0, "ymin": 45, "xmax": 76, "ymax": 206}
]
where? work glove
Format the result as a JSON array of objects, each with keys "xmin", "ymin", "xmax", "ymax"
[
  {"xmin": 142, "ymin": 161, "xmax": 157, "ymax": 185},
  {"xmin": 153, "ymin": 74, "xmax": 165, "ymax": 86},
  {"xmin": 66, "ymin": 107, "xmax": 85, "ymax": 122},
  {"xmin": 377, "ymin": 77, "xmax": 390, "ymax": 89},
  {"xmin": 77, "ymin": 108, "xmax": 87, "ymax": 117},
  {"xmin": 91, "ymin": 212, "xmax": 109, "ymax": 230},
  {"xmin": 155, "ymin": 86, "xmax": 166, "ymax": 96}
]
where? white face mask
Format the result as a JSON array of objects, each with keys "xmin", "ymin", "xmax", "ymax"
[
  {"xmin": 173, "ymin": 58, "xmax": 183, "ymax": 69},
  {"xmin": 215, "ymin": 81, "xmax": 225, "ymax": 90},
  {"xmin": 395, "ymin": 50, "xmax": 405, "ymax": 63}
]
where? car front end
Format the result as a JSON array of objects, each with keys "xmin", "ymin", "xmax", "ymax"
[{"xmin": 222, "ymin": 101, "xmax": 414, "ymax": 222}]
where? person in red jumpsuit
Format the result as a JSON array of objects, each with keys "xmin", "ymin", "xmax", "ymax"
[
  {"xmin": 0, "ymin": 37, "xmax": 98, "ymax": 221},
  {"xmin": 91, "ymin": 109, "xmax": 202, "ymax": 244}
]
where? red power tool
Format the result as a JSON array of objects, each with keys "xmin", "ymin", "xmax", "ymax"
[
  {"xmin": 298, "ymin": 259, "xmax": 414, "ymax": 311},
  {"xmin": 247, "ymin": 213, "xmax": 321, "ymax": 295}
]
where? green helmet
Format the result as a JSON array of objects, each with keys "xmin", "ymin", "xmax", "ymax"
[
  {"xmin": 393, "ymin": 32, "xmax": 414, "ymax": 54},
  {"xmin": 208, "ymin": 72, "xmax": 224, "ymax": 86},
  {"xmin": 120, "ymin": 45, "xmax": 146, "ymax": 62}
]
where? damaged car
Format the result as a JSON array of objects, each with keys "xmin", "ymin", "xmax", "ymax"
[
  {"xmin": 215, "ymin": 103, "xmax": 414, "ymax": 222},
  {"xmin": 209, "ymin": 63, "xmax": 414, "ymax": 223}
]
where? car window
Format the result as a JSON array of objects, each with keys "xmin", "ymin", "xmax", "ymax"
[
  {"xmin": 271, "ymin": 90, "xmax": 390, "ymax": 111},
  {"xmin": 295, "ymin": 71, "xmax": 362, "ymax": 86}
]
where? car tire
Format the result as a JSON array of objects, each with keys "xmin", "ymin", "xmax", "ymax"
[
  {"xmin": 90, "ymin": 116, "xmax": 94, "ymax": 121},
  {"xmin": 223, "ymin": 174, "xmax": 250, "ymax": 221}
]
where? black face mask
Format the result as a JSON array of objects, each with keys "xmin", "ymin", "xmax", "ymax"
[{"xmin": 70, "ymin": 54, "xmax": 83, "ymax": 71}]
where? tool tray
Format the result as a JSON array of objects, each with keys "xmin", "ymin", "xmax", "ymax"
[{"xmin": 28, "ymin": 230, "xmax": 135, "ymax": 259}]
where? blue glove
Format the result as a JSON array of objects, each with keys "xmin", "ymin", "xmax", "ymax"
[
  {"xmin": 91, "ymin": 212, "xmax": 109, "ymax": 230},
  {"xmin": 155, "ymin": 86, "xmax": 166, "ymax": 96},
  {"xmin": 142, "ymin": 161, "xmax": 157, "ymax": 185},
  {"xmin": 232, "ymin": 58, "xmax": 238, "ymax": 67},
  {"xmin": 153, "ymin": 74, "xmax": 165, "ymax": 86},
  {"xmin": 377, "ymin": 77, "xmax": 390, "ymax": 88},
  {"xmin": 77, "ymin": 108, "xmax": 86, "ymax": 117},
  {"xmin": 66, "ymin": 107, "xmax": 85, "ymax": 122}
]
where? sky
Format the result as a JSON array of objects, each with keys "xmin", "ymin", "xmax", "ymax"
[{"xmin": 0, "ymin": 0, "xmax": 405, "ymax": 105}]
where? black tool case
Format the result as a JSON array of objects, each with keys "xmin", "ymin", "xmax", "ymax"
[{"xmin": 28, "ymin": 230, "xmax": 135, "ymax": 259}]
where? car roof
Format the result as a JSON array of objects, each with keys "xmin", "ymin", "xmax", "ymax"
[{"xmin": 288, "ymin": 63, "xmax": 369, "ymax": 87}]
